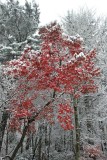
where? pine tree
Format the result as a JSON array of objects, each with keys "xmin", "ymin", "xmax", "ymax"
[{"xmin": 0, "ymin": 0, "xmax": 40, "ymax": 62}]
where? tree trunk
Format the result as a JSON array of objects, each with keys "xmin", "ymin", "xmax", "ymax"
[
  {"xmin": 10, "ymin": 124, "xmax": 28, "ymax": 160},
  {"xmin": 47, "ymin": 125, "xmax": 52, "ymax": 160},
  {"xmin": 73, "ymin": 98, "xmax": 80, "ymax": 160},
  {"xmin": 6, "ymin": 129, "xmax": 9, "ymax": 155},
  {"xmin": 31, "ymin": 136, "xmax": 38, "ymax": 160},
  {"xmin": 0, "ymin": 111, "xmax": 8, "ymax": 152},
  {"xmin": 38, "ymin": 136, "xmax": 42, "ymax": 160}
]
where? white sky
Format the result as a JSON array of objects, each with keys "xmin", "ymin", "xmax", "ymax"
[
  {"xmin": 24, "ymin": 0, "xmax": 107, "ymax": 25},
  {"xmin": 2, "ymin": 0, "xmax": 107, "ymax": 25}
]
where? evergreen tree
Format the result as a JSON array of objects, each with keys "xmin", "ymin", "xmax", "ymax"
[{"xmin": 0, "ymin": 0, "xmax": 40, "ymax": 62}]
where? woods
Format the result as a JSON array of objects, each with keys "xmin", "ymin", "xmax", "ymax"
[{"xmin": 0, "ymin": 0, "xmax": 107, "ymax": 160}]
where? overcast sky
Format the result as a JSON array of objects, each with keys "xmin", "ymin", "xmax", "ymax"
[{"xmin": 2, "ymin": 0, "xmax": 107, "ymax": 25}]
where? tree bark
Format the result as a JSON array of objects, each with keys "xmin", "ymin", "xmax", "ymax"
[
  {"xmin": 0, "ymin": 111, "xmax": 8, "ymax": 153},
  {"xmin": 47, "ymin": 125, "xmax": 52, "ymax": 160},
  {"xmin": 73, "ymin": 98, "xmax": 80, "ymax": 160}
]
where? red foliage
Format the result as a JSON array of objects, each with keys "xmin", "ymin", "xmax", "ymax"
[
  {"xmin": 4, "ymin": 22, "xmax": 100, "ymax": 131},
  {"xmin": 84, "ymin": 145, "xmax": 103, "ymax": 159},
  {"xmin": 57, "ymin": 103, "xmax": 74, "ymax": 130}
]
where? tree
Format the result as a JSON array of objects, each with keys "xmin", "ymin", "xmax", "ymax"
[
  {"xmin": 0, "ymin": 64, "xmax": 17, "ymax": 155},
  {"xmin": 62, "ymin": 8, "xmax": 99, "ymax": 49},
  {"xmin": 0, "ymin": 0, "xmax": 39, "ymax": 44},
  {"xmin": 3, "ymin": 22, "xmax": 100, "ymax": 160},
  {"xmin": 0, "ymin": 0, "xmax": 40, "ymax": 62},
  {"xmin": 0, "ymin": 30, "xmax": 41, "ymax": 62}
]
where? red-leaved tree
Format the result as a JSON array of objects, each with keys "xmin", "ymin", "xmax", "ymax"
[{"xmin": 3, "ymin": 22, "xmax": 100, "ymax": 160}]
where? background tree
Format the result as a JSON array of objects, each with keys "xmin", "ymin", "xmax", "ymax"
[
  {"xmin": 62, "ymin": 8, "xmax": 107, "ymax": 159},
  {"xmin": 62, "ymin": 8, "xmax": 99, "ymax": 49},
  {"xmin": 0, "ymin": 0, "xmax": 39, "ymax": 44},
  {"xmin": 0, "ymin": 0, "xmax": 40, "ymax": 61}
]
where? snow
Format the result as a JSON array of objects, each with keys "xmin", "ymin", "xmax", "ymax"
[{"xmin": 75, "ymin": 52, "xmax": 86, "ymax": 59}]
